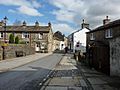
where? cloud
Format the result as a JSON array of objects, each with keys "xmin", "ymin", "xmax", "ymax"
[
  {"xmin": 52, "ymin": 23, "xmax": 75, "ymax": 36},
  {"xmin": 31, "ymin": 0, "xmax": 41, "ymax": 8},
  {"xmin": 0, "ymin": 0, "xmax": 42, "ymax": 16},
  {"xmin": 8, "ymin": 9, "xmax": 16, "ymax": 13},
  {"xmin": 17, "ymin": 5, "xmax": 42, "ymax": 16},
  {"xmin": 49, "ymin": 0, "xmax": 120, "ymax": 28},
  {"xmin": 52, "ymin": 10, "xmax": 76, "ymax": 23},
  {"xmin": 0, "ymin": 0, "xmax": 31, "ymax": 7}
]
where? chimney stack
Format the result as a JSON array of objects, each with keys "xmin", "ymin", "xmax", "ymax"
[
  {"xmin": 103, "ymin": 16, "xmax": 110, "ymax": 25},
  {"xmin": 81, "ymin": 19, "xmax": 89, "ymax": 29},
  {"xmin": 48, "ymin": 22, "xmax": 51, "ymax": 27},
  {"xmin": 35, "ymin": 21, "xmax": 39, "ymax": 26},
  {"xmin": 23, "ymin": 21, "xmax": 27, "ymax": 26}
]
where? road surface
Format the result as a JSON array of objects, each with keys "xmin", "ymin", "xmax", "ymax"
[{"xmin": 0, "ymin": 53, "xmax": 64, "ymax": 90}]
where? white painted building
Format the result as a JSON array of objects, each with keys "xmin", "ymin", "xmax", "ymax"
[
  {"xmin": 68, "ymin": 20, "xmax": 90, "ymax": 53},
  {"xmin": 59, "ymin": 41, "xmax": 65, "ymax": 50}
]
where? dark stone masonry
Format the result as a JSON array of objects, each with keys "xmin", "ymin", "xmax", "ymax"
[{"xmin": 0, "ymin": 44, "xmax": 35, "ymax": 60}]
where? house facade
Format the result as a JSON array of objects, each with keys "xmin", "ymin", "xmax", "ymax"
[
  {"xmin": 86, "ymin": 16, "xmax": 120, "ymax": 76},
  {"xmin": 53, "ymin": 31, "xmax": 67, "ymax": 51},
  {"xmin": 0, "ymin": 21, "xmax": 53, "ymax": 53},
  {"xmin": 68, "ymin": 20, "xmax": 90, "ymax": 53}
]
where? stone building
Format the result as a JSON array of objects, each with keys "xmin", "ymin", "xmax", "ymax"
[
  {"xmin": 86, "ymin": 16, "xmax": 120, "ymax": 76},
  {"xmin": 53, "ymin": 31, "xmax": 67, "ymax": 52},
  {"xmin": 0, "ymin": 21, "xmax": 53, "ymax": 53}
]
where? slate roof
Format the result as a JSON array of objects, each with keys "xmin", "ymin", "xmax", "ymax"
[
  {"xmin": 0, "ymin": 26, "xmax": 50, "ymax": 33},
  {"xmin": 53, "ymin": 31, "xmax": 64, "ymax": 41},
  {"xmin": 87, "ymin": 19, "xmax": 120, "ymax": 33}
]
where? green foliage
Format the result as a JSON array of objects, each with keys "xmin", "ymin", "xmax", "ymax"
[
  {"xmin": 15, "ymin": 36, "xmax": 19, "ymax": 44},
  {"xmin": 9, "ymin": 34, "xmax": 14, "ymax": 43}
]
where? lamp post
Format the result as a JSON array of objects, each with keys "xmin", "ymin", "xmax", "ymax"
[{"xmin": 2, "ymin": 16, "xmax": 8, "ymax": 60}]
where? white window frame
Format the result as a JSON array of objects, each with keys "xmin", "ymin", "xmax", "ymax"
[
  {"xmin": 0, "ymin": 32, "xmax": 3, "ymax": 38},
  {"xmin": 105, "ymin": 29, "xmax": 112, "ymax": 38},
  {"xmin": 90, "ymin": 33, "xmax": 95, "ymax": 40},
  {"xmin": 22, "ymin": 32, "xmax": 29, "ymax": 38},
  {"xmin": 38, "ymin": 33, "xmax": 43, "ymax": 39}
]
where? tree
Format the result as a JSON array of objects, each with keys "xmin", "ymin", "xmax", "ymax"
[
  {"xmin": 9, "ymin": 34, "xmax": 14, "ymax": 43},
  {"xmin": 15, "ymin": 36, "xmax": 19, "ymax": 44}
]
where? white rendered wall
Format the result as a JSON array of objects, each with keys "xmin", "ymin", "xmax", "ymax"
[{"xmin": 73, "ymin": 28, "xmax": 89, "ymax": 52}]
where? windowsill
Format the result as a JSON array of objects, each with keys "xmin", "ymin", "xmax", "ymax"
[
  {"xmin": 105, "ymin": 36, "xmax": 113, "ymax": 39},
  {"xmin": 90, "ymin": 38, "xmax": 95, "ymax": 41},
  {"xmin": 90, "ymin": 40, "xmax": 95, "ymax": 41},
  {"xmin": 38, "ymin": 38, "xmax": 43, "ymax": 40}
]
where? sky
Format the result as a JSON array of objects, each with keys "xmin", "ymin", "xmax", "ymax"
[{"xmin": 0, "ymin": 0, "xmax": 120, "ymax": 36}]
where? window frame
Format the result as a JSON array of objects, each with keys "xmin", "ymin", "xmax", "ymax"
[
  {"xmin": 90, "ymin": 33, "xmax": 95, "ymax": 40},
  {"xmin": 0, "ymin": 32, "xmax": 3, "ymax": 38},
  {"xmin": 22, "ymin": 32, "xmax": 29, "ymax": 38},
  {"xmin": 105, "ymin": 29, "xmax": 112, "ymax": 38},
  {"xmin": 38, "ymin": 33, "xmax": 43, "ymax": 39}
]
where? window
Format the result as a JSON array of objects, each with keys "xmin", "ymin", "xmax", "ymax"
[
  {"xmin": 0, "ymin": 32, "xmax": 3, "ymax": 38},
  {"xmin": 76, "ymin": 42, "xmax": 80, "ymax": 47},
  {"xmin": 105, "ymin": 29, "xmax": 112, "ymax": 38},
  {"xmin": 38, "ymin": 33, "xmax": 43, "ymax": 39},
  {"xmin": 90, "ymin": 33, "xmax": 95, "ymax": 40},
  {"xmin": 22, "ymin": 32, "xmax": 29, "ymax": 38}
]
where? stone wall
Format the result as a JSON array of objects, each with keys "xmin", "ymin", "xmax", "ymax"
[
  {"xmin": 110, "ymin": 36, "xmax": 120, "ymax": 76},
  {"xmin": 0, "ymin": 44, "xmax": 35, "ymax": 60}
]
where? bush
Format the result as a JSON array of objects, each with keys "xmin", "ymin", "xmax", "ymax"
[
  {"xmin": 9, "ymin": 34, "xmax": 14, "ymax": 43},
  {"xmin": 15, "ymin": 36, "xmax": 19, "ymax": 44}
]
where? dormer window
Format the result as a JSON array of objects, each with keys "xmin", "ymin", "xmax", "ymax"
[
  {"xmin": 22, "ymin": 32, "xmax": 29, "ymax": 38},
  {"xmin": 105, "ymin": 29, "xmax": 112, "ymax": 38},
  {"xmin": 90, "ymin": 33, "xmax": 95, "ymax": 40}
]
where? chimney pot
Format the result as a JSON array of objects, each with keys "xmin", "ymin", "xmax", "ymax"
[
  {"xmin": 81, "ymin": 19, "xmax": 89, "ymax": 29},
  {"xmin": 103, "ymin": 16, "xmax": 110, "ymax": 25},
  {"xmin": 48, "ymin": 22, "xmax": 51, "ymax": 27},
  {"xmin": 35, "ymin": 21, "xmax": 39, "ymax": 26},
  {"xmin": 23, "ymin": 21, "xmax": 27, "ymax": 26}
]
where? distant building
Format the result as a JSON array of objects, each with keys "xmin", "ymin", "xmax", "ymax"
[
  {"xmin": 0, "ymin": 21, "xmax": 53, "ymax": 53},
  {"xmin": 53, "ymin": 31, "xmax": 67, "ymax": 51},
  {"xmin": 68, "ymin": 20, "xmax": 90, "ymax": 53},
  {"xmin": 86, "ymin": 16, "xmax": 120, "ymax": 76}
]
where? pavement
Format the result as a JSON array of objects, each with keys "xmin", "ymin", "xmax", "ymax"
[
  {"xmin": 0, "ymin": 53, "xmax": 52, "ymax": 73},
  {"xmin": 41, "ymin": 54, "xmax": 89, "ymax": 90},
  {"xmin": 0, "ymin": 53, "xmax": 120, "ymax": 90},
  {"xmin": 78, "ymin": 62, "xmax": 120, "ymax": 90},
  {"xmin": 40, "ymin": 54, "xmax": 120, "ymax": 90}
]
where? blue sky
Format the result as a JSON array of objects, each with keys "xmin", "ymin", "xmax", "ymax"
[{"xmin": 0, "ymin": 0, "xmax": 120, "ymax": 36}]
